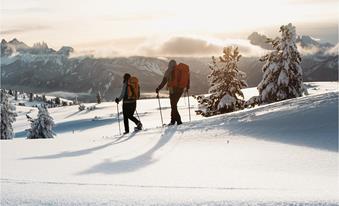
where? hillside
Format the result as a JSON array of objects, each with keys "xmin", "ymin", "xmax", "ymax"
[{"xmin": 1, "ymin": 82, "xmax": 338, "ymax": 205}]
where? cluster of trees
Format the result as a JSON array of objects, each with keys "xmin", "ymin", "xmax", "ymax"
[
  {"xmin": 1, "ymin": 89, "xmax": 58, "ymax": 140},
  {"xmin": 195, "ymin": 23, "xmax": 307, "ymax": 117},
  {"xmin": 1, "ymin": 87, "xmax": 100, "ymax": 139},
  {"xmin": 1, "ymin": 90, "xmax": 56, "ymax": 140},
  {"xmin": 1, "ymin": 89, "xmax": 78, "ymax": 107}
]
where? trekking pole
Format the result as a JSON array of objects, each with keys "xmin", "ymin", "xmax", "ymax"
[
  {"xmin": 187, "ymin": 90, "xmax": 191, "ymax": 122},
  {"xmin": 116, "ymin": 103, "xmax": 121, "ymax": 135},
  {"xmin": 157, "ymin": 93, "xmax": 164, "ymax": 126},
  {"xmin": 135, "ymin": 109, "xmax": 141, "ymax": 122},
  {"xmin": 183, "ymin": 89, "xmax": 187, "ymax": 107}
]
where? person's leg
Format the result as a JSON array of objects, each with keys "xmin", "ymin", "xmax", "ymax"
[
  {"xmin": 127, "ymin": 102, "xmax": 139, "ymax": 125},
  {"xmin": 173, "ymin": 89, "xmax": 183, "ymax": 124},
  {"xmin": 122, "ymin": 103, "xmax": 129, "ymax": 133},
  {"xmin": 169, "ymin": 93, "xmax": 176, "ymax": 124}
]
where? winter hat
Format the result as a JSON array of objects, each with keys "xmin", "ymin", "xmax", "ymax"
[
  {"xmin": 123, "ymin": 73, "xmax": 131, "ymax": 83},
  {"xmin": 168, "ymin": 59, "xmax": 177, "ymax": 70}
]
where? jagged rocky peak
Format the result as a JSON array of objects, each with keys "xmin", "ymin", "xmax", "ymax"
[
  {"xmin": 6, "ymin": 38, "xmax": 29, "ymax": 50},
  {"xmin": 297, "ymin": 35, "xmax": 320, "ymax": 48},
  {"xmin": 57, "ymin": 46, "xmax": 74, "ymax": 57},
  {"xmin": 33, "ymin": 41, "xmax": 49, "ymax": 49},
  {"xmin": 296, "ymin": 35, "xmax": 334, "ymax": 49},
  {"xmin": 1, "ymin": 39, "xmax": 8, "ymax": 44},
  {"xmin": 9, "ymin": 38, "xmax": 20, "ymax": 44},
  {"xmin": 247, "ymin": 32, "xmax": 273, "ymax": 50}
]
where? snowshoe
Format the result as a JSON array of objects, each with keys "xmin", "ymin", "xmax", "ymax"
[
  {"xmin": 137, "ymin": 122, "xmax": 143, "ymax": 130},
  {"xmin": 167, "ymin": 121, "xmax": 176, "ymax": 126}
]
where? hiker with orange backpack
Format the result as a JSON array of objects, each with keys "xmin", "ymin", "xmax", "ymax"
[
  {"xmin": 156, "ymin": 59, "xmax": 190, "ymax": 126},
  {"xmin": 115, "ymin": 73, "xmax": 142, "ymax": 134}
]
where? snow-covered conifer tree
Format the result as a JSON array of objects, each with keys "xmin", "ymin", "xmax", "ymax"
[
  {"xmin": 42, "ymin": 94, "xmax": 47, "ymax": 102},
  {"xmin": 27, "ymin": 105, "xmax": 55, "ymax": 139},
  {"xmin": 195, "ymin": 46, "xmax": 248, "ymax": 117},
  {"xmin": 1, "ymin": 91, "xmax": 17, "ymax": 139},
  {"xmin": 255, "ymin": 23, "xmax": 306, "ymax": 104},
  {"xmin": 55, "ymin": 97, "xmax": 61, "ymax": 105}
]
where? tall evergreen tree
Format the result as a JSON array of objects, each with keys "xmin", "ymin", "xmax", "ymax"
[
  {"xmin": 27, "ymin": 105, "xmax": 55, "ymax": 139},
  {"xmin": 96, "ymin": 92, "xmax": 102, "ymax": 104},
  {"xmin": 195, "ymin": 46, "xmax": 247, "ymax": 117},
  {"xmin": 14, "ymin": 90, "xmax": 18, "ymax": 101},
  {"xmin": 29, "ymin": 93, "xmax": 33, "ymax": 102},
  {"xmin": 255, "ymin": 23, "xmax": 306, "ymax": 104},
  {"xmin": 1, "ymin": 91, "xmax": 17, "ymax": 139},
  {"xmin": 42, "ymin": 94, "xmax": 47, "ymax": 102}
]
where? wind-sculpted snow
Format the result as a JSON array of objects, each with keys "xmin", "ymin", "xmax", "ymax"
[
  {"xmin": 185, "ymin": 91, "xmax": 338, "ymax": 151},
  {"xmin": 1, "ymin": 83, "xmax": 338, "ymax": 205}
]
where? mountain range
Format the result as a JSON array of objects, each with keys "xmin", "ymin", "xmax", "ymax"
[{"xmin": 1, "ymin": 35, "xmax": 337, "ymax": 102}]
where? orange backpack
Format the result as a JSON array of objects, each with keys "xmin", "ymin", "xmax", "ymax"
[
  {"xmin": 127, "ymin": 76, "xmax": 140, "ymax": 100},
  {"xmin": 167, "ymin": 63, "xmax": 190, "ymax": 89}
]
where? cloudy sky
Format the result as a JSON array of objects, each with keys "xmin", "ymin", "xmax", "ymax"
[{"xmin": 1, "ymin": 0, "xmax": 338, "ymax": 56}]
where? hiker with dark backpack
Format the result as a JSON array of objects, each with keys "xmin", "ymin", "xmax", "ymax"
[
  {"xmin": 115, "ymin": 73, "xmax": 142, "ymax": 134},
  {"xmin": 156, "ymin": 59, "xmax": 190, "ymax": 126}
]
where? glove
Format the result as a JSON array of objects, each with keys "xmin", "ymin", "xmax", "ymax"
[
  {"xmin": 115, "ymin": 98, "xmax": 120, "ymax": 104},
  {"xmin": 155, "ymin": 87, "xmax": 160, "ymax": 93}
]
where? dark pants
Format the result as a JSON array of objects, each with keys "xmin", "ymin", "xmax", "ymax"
[
  {"xmin": 123, "ymin": 101, "xmax": 139, "ymax": 132},
  {"xmin": 169, "ymin": 88, "xmax": 184, "ymax": 124}
]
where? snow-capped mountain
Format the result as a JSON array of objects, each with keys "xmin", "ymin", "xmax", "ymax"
[
  {"xmin": 247, "ymin": 32, "xmax": 335, "ymax": 53},
  {"xmin": 1, "ymin": 38, "xmax": 337, "ymax": 102},
  {"xmin": 296, "ymin": 35, "xmax": 333, "ymax": 49},
  {"xmin": 1, "ymin": 39, "xmax": 210, "ymax": 101}
]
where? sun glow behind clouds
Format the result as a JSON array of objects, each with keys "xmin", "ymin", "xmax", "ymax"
[{"xmin": 1, "ymin": 0, "xmax": 338, "ymax": 56}]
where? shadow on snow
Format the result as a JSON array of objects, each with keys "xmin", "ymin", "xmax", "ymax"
[
  {"xmin": 15, "ymin": 117, "xmax": 117, "ymax": 138},
  {"xmin": 185, "ymin": 92, "xmax": 338, "ymax": 152},
  {"xmin": 77, "ymin": 127, "xmax": 177, "ymax": 174},
  {"xmin": 20, "ymin": 130, "xmax": 139, "ymax": 160}
]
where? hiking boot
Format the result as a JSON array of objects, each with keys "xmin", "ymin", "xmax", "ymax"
[
  {"xmin": 135, "ymin": 122, "xmax": 143, "ymax": 131},
  {"xmin": 167, "ymin": 121, "xmax": 176, "ymax": 126},
  {"xmin": 123, "ymin": 131, "xmax": 129, "ymax": 135},
  {"xmin": 177, "ymin": 121, "xmax": 183, "ymax": 125}
]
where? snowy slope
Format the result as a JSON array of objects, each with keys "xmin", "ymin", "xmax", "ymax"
[{"xmin": 1, "ymin": 82, "xmax": 338, "ymax": 205}]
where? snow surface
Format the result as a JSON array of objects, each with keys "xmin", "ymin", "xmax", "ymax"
[{"xmin": 1, "ymin": 82, "xmax": 338, "ymax": 205}]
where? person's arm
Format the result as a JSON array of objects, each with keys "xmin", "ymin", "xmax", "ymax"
[
  {"xmin": 156, "ymin": 68, "xmax": 170, "ymax": 92},
  {"xmin": 138, "ymin": 84, "xmax": 140, "ymax": 99},
  {"xmin": 157, "ymin": 77, "xmax": 168, "ymax": 91},
  {"xmin": 117, "ymin": 83, "xmax": 127, "ymax": 102}
]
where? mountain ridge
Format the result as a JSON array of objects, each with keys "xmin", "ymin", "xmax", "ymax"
[{"xmin": 1, "ymin": 38, "xmax": 337, "ymax": 102}]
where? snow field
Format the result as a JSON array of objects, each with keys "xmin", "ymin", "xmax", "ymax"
[{"xmin": 1, "ymin": 82, "xmax": 338, "ymax": 205}]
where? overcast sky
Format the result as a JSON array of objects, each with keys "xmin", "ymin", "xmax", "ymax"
[{"xmin": 1, "ymin": 0, "xmax": 338, "ymax": 56}]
